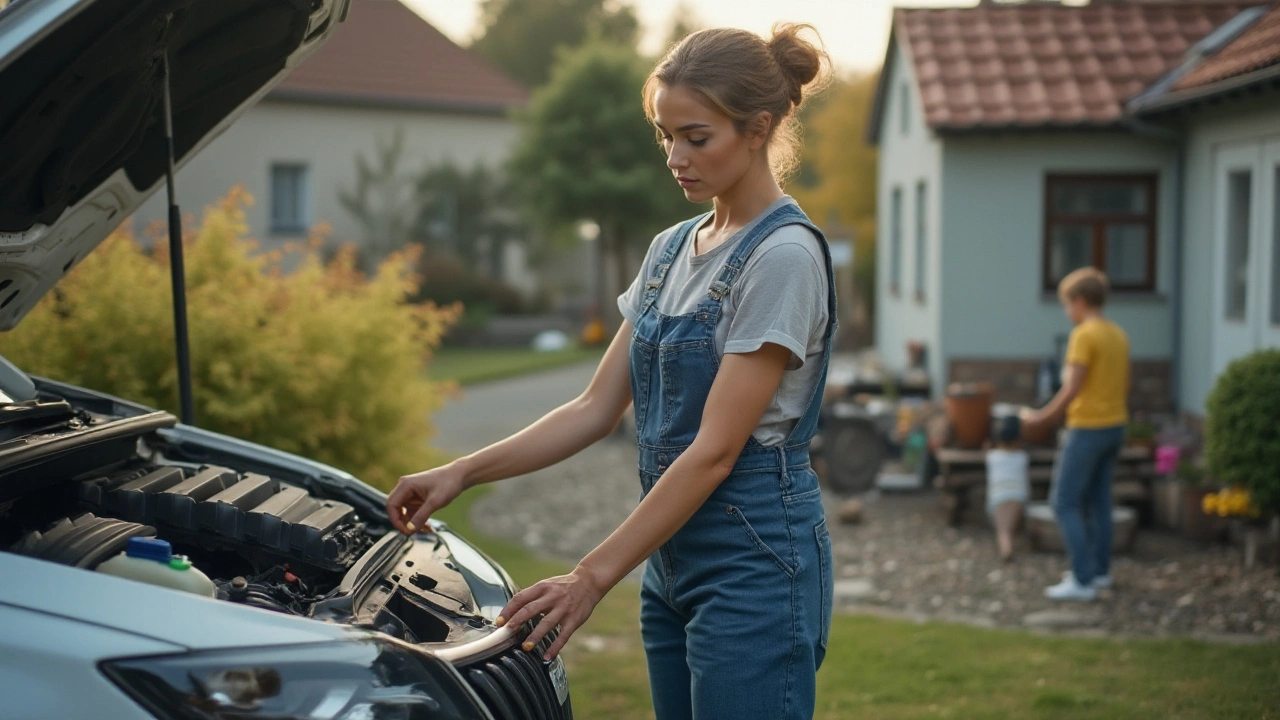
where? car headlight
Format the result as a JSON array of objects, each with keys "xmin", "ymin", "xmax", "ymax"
[{"xmin": 102, "ymin": 639, "xmax": 494, "ymax": 720}]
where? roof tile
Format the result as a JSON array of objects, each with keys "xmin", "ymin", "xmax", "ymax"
[
  {"xmin": 1172, "ymin": 4, "xmax": 1280, "ymax": 90},
  {"xmin": 274, "ymin": 0, "xmax": 526, "ymax": 112},
  {"xmin": 897, "ymin": 1, "xmax": 1247, "ymax": 131}
]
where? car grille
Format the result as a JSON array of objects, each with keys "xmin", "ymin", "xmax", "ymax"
[{"xmin": 458, "ymin": 628, "xmax": 572, "ymax": 720}]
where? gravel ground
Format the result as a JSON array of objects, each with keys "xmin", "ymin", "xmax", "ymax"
[{"xmin": 470, "ymin": 430, "xmax": 1279, "ymax": 642}]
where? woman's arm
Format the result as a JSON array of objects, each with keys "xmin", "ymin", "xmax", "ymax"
[
  {"xmin": 385, "ymin": 322, "xmax": 635, "ymax": 534},
  {"xmin": 496, "ymin": 342, "xmax": 793, "ymax": 659}
]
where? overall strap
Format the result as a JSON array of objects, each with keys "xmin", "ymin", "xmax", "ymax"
[
  {"xmin": 638, "ymin": 213, "xmax": 708, "ymax": 316},
  {"xmin": 706, "ymin": 203, "xmax": 809, "ymax": 302},
  {"xmin": 780, "ymin": 210, "xmax": 840, "ymax": 450}
]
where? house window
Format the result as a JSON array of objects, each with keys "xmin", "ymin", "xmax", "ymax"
[
  {"xmin": 900, "ymin": 83, "xmax": 910, "ymax": 136},
  {"xmin": 1043, "ymin": 174, "xmax": 1156, "ymax": 293},
  {"xmin": 270, "ymin": 163, "xmax": 309, "ymax": 234},
  {"xmin": 1225, "ymin": 169, "xmax": 1252, "ymax": 321},
  {"xmin": 890, "ymin": 186, "xmax": 903, "ymax": 294},
  {"xmin": 915, "ymin": 180, "xmax": 927, "ymax": 301}
]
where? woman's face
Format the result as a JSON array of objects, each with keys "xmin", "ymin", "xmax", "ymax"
[{"xmin": 652, "ymin": 84, "xmax": 766, "ymax": 203}]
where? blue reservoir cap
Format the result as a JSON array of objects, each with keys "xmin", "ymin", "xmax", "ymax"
[{"xmin": 125, "ymin": 537, "xmax": 173, "ymax": 563}]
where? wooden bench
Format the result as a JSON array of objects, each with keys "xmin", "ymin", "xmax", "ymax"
[{"xmin": 933, "ymin": 445, "xmax": 1154, "ymax": 526}]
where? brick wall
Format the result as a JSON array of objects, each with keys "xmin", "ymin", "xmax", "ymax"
[{"xmin": 947, "ymin": 357, "xmax": 1172, "ymax": 414}]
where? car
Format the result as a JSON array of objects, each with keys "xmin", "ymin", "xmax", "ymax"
[{"xmin": 0, "ymin": 0, "xmax": 571, "ymax": 718}]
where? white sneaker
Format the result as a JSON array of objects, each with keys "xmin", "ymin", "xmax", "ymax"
[
  {"xmin": 1045, "ymin": 574, "xmax": 1098, "ymax": 601},
  {"xmin": 1062, "ymin": 571, "xmax": 1112, "ymax": 589}
]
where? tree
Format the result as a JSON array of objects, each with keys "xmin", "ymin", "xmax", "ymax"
[
  {"xmin": 414, "ymin": 162, "xmax": 521, "ymax": 277},
  {"xmin": 790, "ymin": 72, "xmax": 880, "ymax": 346},
  {"xmin": 510, "ymin": 40, "xmax": 688, "ymax": 326},
  {"xmin": 791, "ymin": 72, "xmax": 879, "ymax": 255},
  {"xmin": 337, "ymin": 129, "xmax": 417, "ymax": 267},
  {"xmin": 470, "ymin": 0, "xmax": 639, "ymax": 89}
]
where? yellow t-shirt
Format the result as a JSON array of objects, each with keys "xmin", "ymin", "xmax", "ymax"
[{"xmin": 1064, "ymin": 318, "xmax": 1130, "ymax": 429}]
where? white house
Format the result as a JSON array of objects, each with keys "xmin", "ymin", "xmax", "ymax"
[
  {"xmin": 133, "ymin": 0, "xmax": 538, "ymax": 294},
  {"xmin": 868, "ymin": 0, "xmax": 1280, "ymax": 420}
]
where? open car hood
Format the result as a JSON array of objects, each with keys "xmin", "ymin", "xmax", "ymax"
[{"xmin": 0, "ymin": 0, "xmax": 349, "ymax": 330}]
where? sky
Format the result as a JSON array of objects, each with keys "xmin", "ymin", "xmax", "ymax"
[{"xmin": 405, "ymin": 0, "xmax": 977, "ymax": 74}]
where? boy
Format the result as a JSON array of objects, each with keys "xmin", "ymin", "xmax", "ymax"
[
  {"xmin": 1023, "ymin": 267, "xmax": 1130, "ymax": 601},
  {"xmin": 986, "ymin": 414, "xmax": 1029, "ymax": 562}
]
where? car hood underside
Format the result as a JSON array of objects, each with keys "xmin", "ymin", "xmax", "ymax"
[{"xmin": 0, "ymin": 0, "xmax": 344, "ymax": 330}]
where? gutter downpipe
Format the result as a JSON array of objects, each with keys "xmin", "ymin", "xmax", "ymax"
[{"xmin": 1123, "ymin": 115, "xmax": 1184, "ymax": 417}]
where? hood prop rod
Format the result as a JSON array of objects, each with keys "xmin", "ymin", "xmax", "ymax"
[{"xmin": 162, "ymin": 50, "xmax": 195, "ymax": 426}]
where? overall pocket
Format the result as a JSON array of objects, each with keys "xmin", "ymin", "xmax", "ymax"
[
  {"xmin": 815, "ymin": 518, "xmax": 833, "ymax": 651},
  {"xmin": 726, "ymin": 505, "xmax": 796, "ymax": 579}
]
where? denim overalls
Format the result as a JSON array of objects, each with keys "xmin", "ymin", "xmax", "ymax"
[{"xmin": 628, "ymin": 203, "xmax": 837, "ymax": 720}]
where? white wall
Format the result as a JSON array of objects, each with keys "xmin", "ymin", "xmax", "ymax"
[
  {"xmin": 1179, "ymin": 96, "xmax": 1280, "ymax": 415},
  {"xmin": 875, "ymin": 43, "xmax": 944, "ymax": 383},
  {"xmin": 133, "ymin": 99, "xmax": 519, "ymax": 249},
  {"xmin": 939, "ymin": 133, "xmax": 1178, "ymax": 365}
]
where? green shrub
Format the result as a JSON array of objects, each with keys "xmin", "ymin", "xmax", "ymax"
[
  {"xmin": 1204, "ymin": 348, "xmax": 1280, "ymax": 513},
  {"xmin": 0, "ymin": 188, "xmax": 460, "ymax": 489}
]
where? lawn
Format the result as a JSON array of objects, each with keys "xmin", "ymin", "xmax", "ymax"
[
  {"xmin": 434, "ymin": 486, "xmax": 1280, "ymax": 719},
  {"xmin": 428, "ymin": 346, "xmax": 605, "ymax": 386}
]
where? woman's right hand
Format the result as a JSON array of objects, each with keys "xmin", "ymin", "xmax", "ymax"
[{"xmin": 385, "ymin": 463, "xmax": 469, "ymax": 535}]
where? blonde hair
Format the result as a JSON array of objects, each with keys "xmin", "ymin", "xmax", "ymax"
[
  {"xmin": 1058, "ymin": 267, "xmax": 1110, "ymax": 308},
  {"xmin": 643, "ymin": 22, "xmax": 830, "ymax": 182}
]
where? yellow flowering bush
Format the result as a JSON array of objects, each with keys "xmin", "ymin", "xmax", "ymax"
[
  {"xmin": 0, "ymin": 188, "xmax": 460, "ymax": 489},
  {"xmin": 1202, "ymin": 486, "xmax": 1261, "ymax": 519}
]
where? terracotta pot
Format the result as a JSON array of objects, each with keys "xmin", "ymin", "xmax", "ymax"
[
  {"xmin": 1018, "ymin": 408, "xmax": 1057, "ymax": 447},
  {"xmin": 1180, "ymin": 486, "xmax": 1226, "ymax": 542},
  {"xmin": 944, "ymin": 382, "xmax": 993, "ymax": 449}
]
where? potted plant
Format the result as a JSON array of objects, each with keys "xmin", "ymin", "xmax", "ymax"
[
  {"xmin": 1204, "ymin": 348, "xmax": 1280, "ymax": 561},
  {"xmin": 1202, "ymin": 486, "xmax": 1271, "ymax": 568},
  {"xmin": 1176, "ymin": 459, "xmax": 1224, "ymax": 542},
  {"xmin": 1125, "ymin": 417, "xmax": 1157, "ymax": 451},
  {"xmin": 943, "ymin": 382, "xmax": 993, "ymax": 449}
]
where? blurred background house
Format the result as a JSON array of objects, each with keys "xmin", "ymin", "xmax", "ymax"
[
  {"xmin": 869, "ymin": 0, "xmax": 1280, "ymax": 421},
  {"xmin": 131, "ymin": 0, "xmax": 588, "ymax": 323}
]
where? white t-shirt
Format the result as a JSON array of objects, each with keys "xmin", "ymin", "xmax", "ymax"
[
  {"xmin": 617, "ymin": 196, "xmax": 829, "ymax": 446},
  {"xmin": 985, "ymin": 448, "xmax": 1030, "ymax": 510}
]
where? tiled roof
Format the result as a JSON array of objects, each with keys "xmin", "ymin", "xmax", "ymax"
[
  {"xmin": 1172, "ymin": 4, "xmax": 1280, "ymax": 90},
  {"xmin": 892, "ymin": 1, "xmax": 1246, "ymax": 132},
  {"xmin": 272, "ymin": 0, "xmax": 527, "ymax": 113}
]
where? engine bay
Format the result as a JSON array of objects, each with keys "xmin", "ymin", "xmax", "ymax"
[{"xmin": 0, "ymin": 400, "xmax": 505, "ymax": 649}]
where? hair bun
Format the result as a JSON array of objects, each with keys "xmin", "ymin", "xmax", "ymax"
[{"xmin": 767, "ymin": 23, "xmax": 827, "ymax": 106}]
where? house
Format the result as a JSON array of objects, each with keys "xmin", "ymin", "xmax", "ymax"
[
  {"xmin": 868, "ymin": 0, "xmax": 1280, "ymax": 420},
  {"xmin": 133, "ymin": 0, "xmax": 537, "ymax": 293}
]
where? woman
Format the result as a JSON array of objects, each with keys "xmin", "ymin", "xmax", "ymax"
[{"xmin": 386, "ymin": 23, "xmax": 835, "ymax": 719}]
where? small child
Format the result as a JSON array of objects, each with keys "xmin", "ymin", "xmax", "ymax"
[{"xmin": 986, "ymin": 415, "xmax": 1030, "ymax": 562}]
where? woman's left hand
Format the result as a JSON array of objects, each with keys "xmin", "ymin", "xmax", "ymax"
[{"xmin": 497, "ymin": 568, "xmax": 606, "ymax": 660}]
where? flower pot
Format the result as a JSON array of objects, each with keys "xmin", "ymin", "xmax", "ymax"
[
  {"xmin": 1180, "ymin": 486, "xmax": 1226, "ymax": 543},
  {"xmin": 1152, "ymin": 476, "xmax": 1183, "ymax": 530},
  {"xmin": 944, "ymin": 382, "xmax": 993, "ymax": 449}
]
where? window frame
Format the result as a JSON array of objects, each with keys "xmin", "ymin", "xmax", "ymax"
[
  {"xmin": 890, "ymin": 185, "xmax": 903, "ymax": 296},
  {"xmin": 269, "ymin": 162, "xmax": 310, "ymax": 235},
  {"xmin": 1042, "ymin": 173, "xmax": 1158, "ymax": 294},
  {"xmin": 914, "ymin": 179, "xmax": 927, "ymax": 302},
  {"xmin": 900, "ymin": 82, "xmax": 910, "ymax": 136}
]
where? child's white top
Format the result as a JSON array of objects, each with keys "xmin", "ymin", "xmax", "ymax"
[{"xmin": 985, "ymin": 448, "xmax": 1030, "ymax": 511}]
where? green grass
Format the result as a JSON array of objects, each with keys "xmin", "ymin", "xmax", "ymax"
[
  {"xmin": 435, "ymin": 488, "xmax": 1280, "ymax": 720},
  {"xmin": 427, "ymin": 346, "xmax": 605, "ymax": 386}
]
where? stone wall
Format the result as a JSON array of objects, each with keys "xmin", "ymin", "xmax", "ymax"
[{"xmin": 947, "ymin": 358, "xmax": 1173, "ymax": 415}]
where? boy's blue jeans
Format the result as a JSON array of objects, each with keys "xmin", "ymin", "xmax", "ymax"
[{"xmin": 1050, "ymin": 426, "xmax": 1126, "ymax": 585}]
